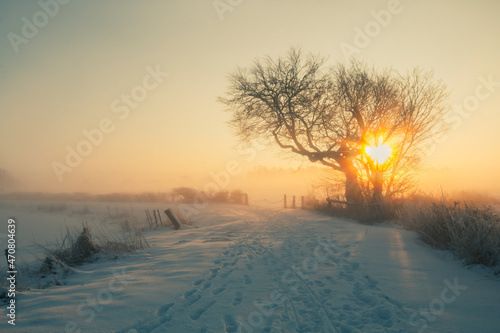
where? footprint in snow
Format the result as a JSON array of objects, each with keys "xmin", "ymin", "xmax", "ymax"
[
  {"xmin": 223, "ymin": 259, "xmax": 238, "ymax": 267},
  {"xmin": 314, "ymin": 280, "xmax": 325, "ymax": 287},
  {"xmin": 352, "ymin": 283, "xmax": 377, "ymax": 305},
  {"xmin": 184, "ymin": 289, "xmax": 197, "ymax": 298},
  {"xmin": 339, "ymin": 270, "xmax": 354, "ymax": 282},
  {"xmin": 185, "ymin": 294, "xmax": 201, "ymax": 307},
  {"xmin": 189, "ymin": 300, "xmax": 216, "ymax": 320},
  {"xmin": 219, "ymin": 268, "xmax": 235, "ymax": 279},
  {"xmin": 223, "ymin": 314, "xmax": 238, "ymax": 333},
  {"xmin": 244, "ymin": 274, "xmax": 252, "ymax": 285},
  {"xmin": 364, "ymin": 275, "xmax": 379, "ymax": 289},
  {"xmin": 156, "ymin": 303, "xmax": 174, "ymax": 317},
  {"xmin": 212, "ymin": 286, "xmax": 226, "ymax": 295},
  {"xmin": 232, "ymin": 291, "xmax": 243, "ymax": 306}
]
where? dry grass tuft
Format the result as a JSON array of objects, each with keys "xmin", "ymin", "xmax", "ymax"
[{"xmin": 397, "ymin": 196, "xmax": 500, "ymax": 270}]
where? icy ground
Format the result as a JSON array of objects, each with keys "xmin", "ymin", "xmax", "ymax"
[{"xmin": 1, "ymin": 203, "xmax": 499, "ymax": 332}]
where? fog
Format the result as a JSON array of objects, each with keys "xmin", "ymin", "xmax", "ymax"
[{"xmin": 1, "ymin": 0, "xmax": 499, "ymax": 200}]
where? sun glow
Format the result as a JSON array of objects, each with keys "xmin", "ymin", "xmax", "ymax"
[{"xmin": 365, "ymin": 138, "xmax": 392, "ymax": 166}]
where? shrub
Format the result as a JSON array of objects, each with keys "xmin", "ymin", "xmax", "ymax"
[
  {"xmin": 318, "ymin": 195, "xmax": 401, "ymax": 224},
  {"xmin": 39, "ymin": 223, "xmax": 148, "ymax": 273},
  {"xmin": 172, "ymin": 187, "xmax": 199, "ymax": 202},
  {"xmin": 398, "ymin": 197, "xmax": 500, "ymax": 270},
  {"xmin": 211, "ymin": 190, "xmax": 230, "ymax": 203},
  {"xmin": 229, "ymin": 190, "xmax": 246, "ymax": 204}
]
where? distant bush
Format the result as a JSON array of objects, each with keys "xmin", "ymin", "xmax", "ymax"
[
  {"xmin": 228, "ymin": 189, "xmax": 246, "ymax": 204},
  {"xmin": 0, "ymin": 191, "xmax": 172, "ymax": 203},
  {"xmin": 172, "ymin": 187, "xmax": 248, "ymax": 205},
  {"xmin": 172, "ymin": 187, "xmax": 199, "ymax": 202},
  {"xmin": 398, "ymin": 196, "xmax": 500, "ymax": 271},
  {"xmin": 210, "ymin": 190, "xmax": 230, "ymax": 203}
]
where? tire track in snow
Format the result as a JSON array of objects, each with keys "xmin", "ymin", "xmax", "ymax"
[
  {"xmin": 115, "ymin": 223, "xmax": 249, "ymax": 333},
  {"xmin": 116, "ymin": 208, "xmax": 413, "ymax": 333},
  {"xmin": 244, "ymin": 226, "xmax": 303, "ymax": 331},
  {"xmin": 243, "ymin": 212, "xmax": 338, "ymax": 332},
  {"xmin": 243, "ymin": 209, "xmax": 412, "ymax": 332}
]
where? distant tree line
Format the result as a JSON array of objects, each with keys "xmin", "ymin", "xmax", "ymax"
[
  {"xmin": 0, "ymin": 189, "xmax": 249, "ymax": 205},
  {"xmin": 171, "ymin": 187, "xmax": 248, "ymax": 205}
]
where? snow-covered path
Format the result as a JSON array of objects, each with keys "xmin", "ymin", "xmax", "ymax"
[
  {"xmin": 2, "ymin": 203, "xmax": 499, "ymax": 332},
  {"xmin": 115, "ymin": 207, "xmax": 499, "ymax": 333},
  {"xmin": 119, "ymin": 208, "xmax": 412, "ymax": 333}
]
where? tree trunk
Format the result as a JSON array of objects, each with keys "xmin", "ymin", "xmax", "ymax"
[
  {"xmin": 345, "ymin": 172, "xmax": 364, "ymax": 204},
  {"xmin": 371, "ymin": 171, "xmax": 383, "ymax": 203},
  {"xmin": 339, "ymin": 157, "xmax": 364, "ymax": 204}
]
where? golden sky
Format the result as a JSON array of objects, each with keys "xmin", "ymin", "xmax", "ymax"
[{"xmin": 1, "ymin": 0, "xmax": 499, "ymax": 197}]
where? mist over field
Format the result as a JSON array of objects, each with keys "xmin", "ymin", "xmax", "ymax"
[{"xmin": 1, "ymin": 1, "xmax": 500, "ymax": 332}]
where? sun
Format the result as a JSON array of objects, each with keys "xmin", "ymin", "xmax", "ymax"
[{"xmin": 365, "ymin": 138, "xmax": 392, "ymax": 165}]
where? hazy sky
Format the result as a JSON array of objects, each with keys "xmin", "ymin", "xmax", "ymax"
[{"xmin": 1, "ymin": 0, "xmax": 499, "ymax": 196}]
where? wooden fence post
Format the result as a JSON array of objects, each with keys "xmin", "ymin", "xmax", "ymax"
[
  {"xmin": 157, "ymin": 209, "xmax": 163, "ymax": 226},
  {"xmin": 164, "ymin": 209, "xmax": 182, "ymax": 230},
  {"xmin": 292, "ymin": 196, "xmax": 296, "ymax": 209},
  {"xmin": 145, "ymin": 210, "xmax": 152, "ymax": 228},
  {"xmin": 153, "ymin": 210, "xmax": 159, "ymax": 228},
  {"xmin": 301, "ymin": 196, "xmax": 305, "ymax": 209},
  {"xmin": 284, "ymin": 194, "xmax": 287, "ymax": 208}
]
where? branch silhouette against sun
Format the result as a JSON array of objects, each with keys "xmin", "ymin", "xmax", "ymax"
[{"xmin": 219, "ymin": 48, "xmax": 450, "ymax": 203}]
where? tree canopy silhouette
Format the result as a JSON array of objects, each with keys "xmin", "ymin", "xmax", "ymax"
[{"xmin": 220, "ymin": 48, "xmax": 449, "ymax": 203}]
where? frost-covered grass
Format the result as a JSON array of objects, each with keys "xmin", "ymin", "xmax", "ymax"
[
  {"xmin": 397, "ymin": 196, "xmax": 500, "ymax": 271},
  {"xmin": 0, "ymin": 202, "xmax": 193, "ymax": 295},
  {"xmin": 1, "ymin": 220, "xmax": 149, "ymax": 296},
  {"xmin": 43, "ymin": 222, "xmax": 148, "ymax": 265},
  {"xmin": 316, "ymin": 190, "xmax": 500, "ymax": 271}
]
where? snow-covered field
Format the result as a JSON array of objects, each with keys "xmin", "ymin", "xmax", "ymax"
[{"xmin": 0, "ymin": 201, "xmax": 499, "ymax": 332}]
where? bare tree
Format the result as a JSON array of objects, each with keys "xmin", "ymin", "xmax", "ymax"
[{"xmin": 219, "ymin": 48, "xmax": 449, "ymax": 203}]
